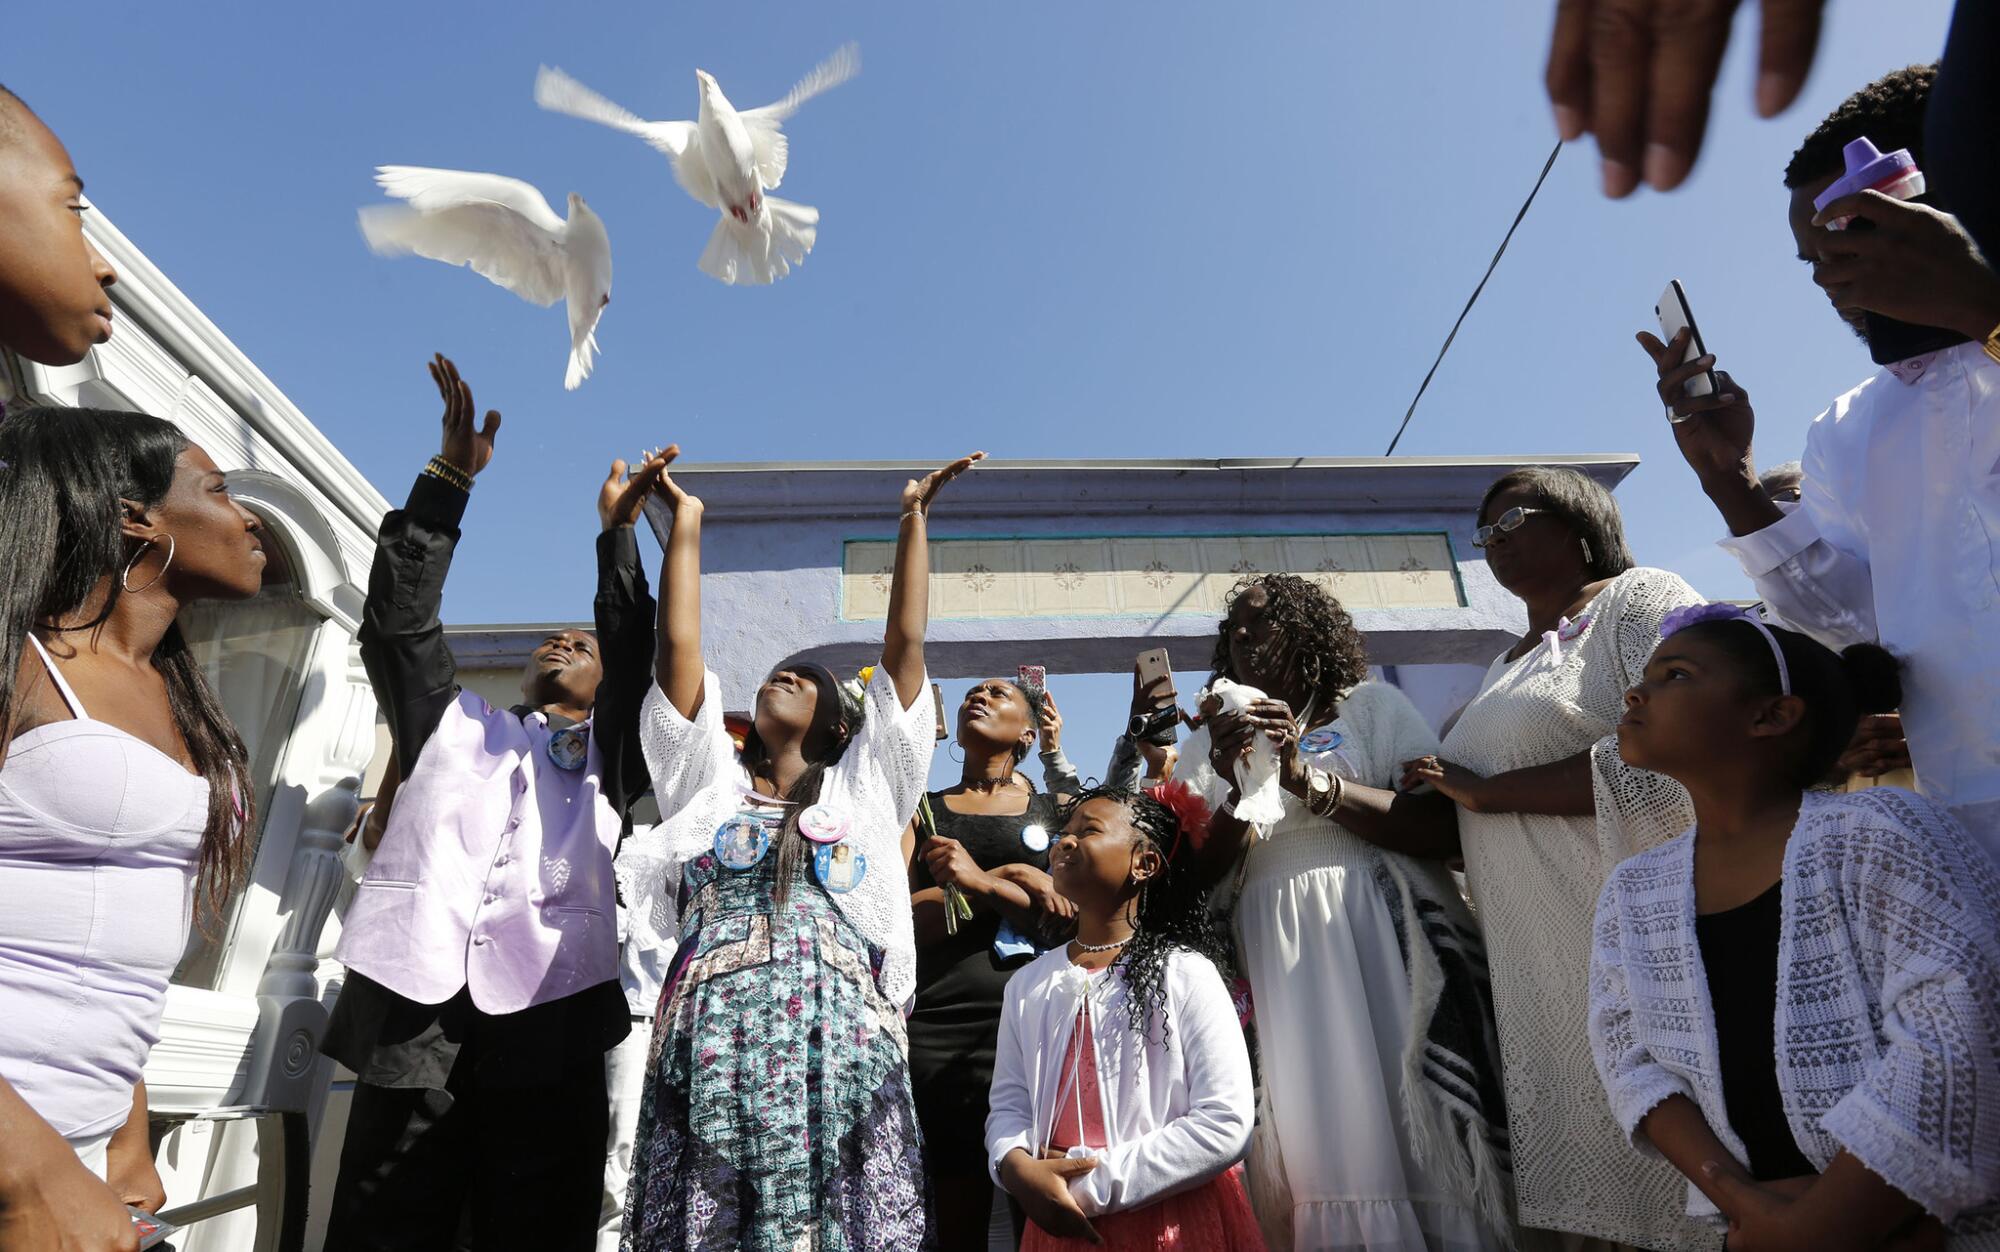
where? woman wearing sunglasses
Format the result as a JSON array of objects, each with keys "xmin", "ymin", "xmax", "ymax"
[{"xmin": 1398, "ymin": 467, "xmax": 1712, "ymax": 1250}]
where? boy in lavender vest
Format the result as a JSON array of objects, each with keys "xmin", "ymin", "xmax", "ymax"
[{"xmin": 323, "ymin": 356, "xmax": 668, "ymax": 1251}]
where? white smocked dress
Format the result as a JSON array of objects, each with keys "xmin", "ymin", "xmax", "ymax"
[
  {"xmin": 1445, "ymin": 567, "xmax": 1711, "ymax": 1250},
  {"xmin": 1191, "ymin": 681, "xmax": 1513, "ymax": 1252}
]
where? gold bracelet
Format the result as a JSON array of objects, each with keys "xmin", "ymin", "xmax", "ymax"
[
  {"xmin": 900, "ymin": 508, "xmax": 924, "ymax": 523},
  {"xmin": 1982, "ymin": 320, "xmax": 2000, "ymax": 367},
  {"xmin": 423, "ymin": 456, "xmax": 472, "ymax": 491}
]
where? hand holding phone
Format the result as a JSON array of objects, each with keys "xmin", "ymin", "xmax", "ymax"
[
  {"xmin": 1131, "ymin": 649, "xmax": 1178, "ymax": 745},
  {"xmin": 1655, "ymin": 280, "xmax": 1718, "ymax": 411},
  {"xmin": 931, "ymin": 683, "xmax": 949, "ymax": 742},
  {"xmin": 130, "ymin": 1207, "xmax": 179, "ymax": 1250}
]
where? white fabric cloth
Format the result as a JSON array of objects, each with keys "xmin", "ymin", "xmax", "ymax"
[
  {"xmin": 72, "ymin": 1129, "xmax": 113, "ymax": 1178},
  {"xmin": 1184, "ymin": 681, "xmax": 1510, "ymax": 1250},
  {"xmin": 1445, "ymin": 567, "xmax": 1712, "ymax": 1250},
  {"xmin": 986, "ymin": 948, "xmax": 1253, "ymax": 1218},
  {"xmin": 1718, "ymin": 341, "xmax": 2000, "ymax": 847},
  {"xmin": 626, "ymin": 664, "xmax": 935, "ymax": 1009},
  {"xmin": 597, "ymin": 1015, "xmax": 653, "ymax": 1252},
  {"xmin": 1590, "ymin": 788, "xmax": 2000, "ymax": 1241},
  {"xmin": 1208, "ymin": 677, "xmax": 1286, "ymax": 824},
  {"xmin": 613, "ymin": 822, "xmax": 672, "ymax": 1017}
]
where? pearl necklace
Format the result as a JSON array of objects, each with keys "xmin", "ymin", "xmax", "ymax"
[{"xmin": 1070, "ymin": 934, "xmax": 1134, "ymax": 954}]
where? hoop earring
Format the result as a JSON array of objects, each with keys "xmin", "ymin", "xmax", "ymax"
[
  {"xmin": 122, "ymin": 534, "xmax": 176, "ymax": 594},
  {"xmin": 1579, "ymin": 537, "xmax": 1594, "ymax": 567},
  {"xmin": 947, "ymin": 742, "xmax": 964, "ymax": 765}
]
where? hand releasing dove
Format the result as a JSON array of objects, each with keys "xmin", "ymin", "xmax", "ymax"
[
  {"xmin": 358, "ymin": 166, "xmax": 613, "ymax": 390},
  {"xmin": 534, "ymin": 44, "xmax": 858, "ymax": 286}
]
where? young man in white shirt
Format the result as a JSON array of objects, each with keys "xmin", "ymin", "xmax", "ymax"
[{"xmin": 1638, "ymin": 64, "xmax": 2000, "ymax": 849}]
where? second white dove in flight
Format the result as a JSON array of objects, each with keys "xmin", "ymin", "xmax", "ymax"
[
  {"xmin": 534, "ymin": 44, "xmax": 858, "ymax": 286},
  {"xmin": 359, "ymin": 166, "xmax": 613, "ymax": 390}
]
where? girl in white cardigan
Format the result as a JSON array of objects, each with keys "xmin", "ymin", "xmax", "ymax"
[
  {"xmin": 987, "ymin": 783, "xmax": 1260, "ymax": 1251},
  {"xmin": 1591, "ymin": 603, "xmax": 2000, "ymax": 1250}
]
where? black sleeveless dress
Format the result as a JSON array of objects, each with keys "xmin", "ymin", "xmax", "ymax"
[{"xmin": 906, "ymin": 789, "xmax": 1062, "ymax": 1175}]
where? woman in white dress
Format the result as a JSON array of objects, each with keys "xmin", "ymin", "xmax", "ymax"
[
  {"xmin": 1399, "ymin": 468, "xmax": 1710, "ymax": 1251},
  {"xmin": 1185, "ymin": 573, "xmax": 1514, "ymax": 1251}
]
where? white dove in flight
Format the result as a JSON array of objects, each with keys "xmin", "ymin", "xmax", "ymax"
[
  {"xmin": 534, "ymin": 44, "xmax": 858, "ymax": 286},
  {"xmin": 358, "ymin": 166, "xmax": 613, "ymax": 390}
]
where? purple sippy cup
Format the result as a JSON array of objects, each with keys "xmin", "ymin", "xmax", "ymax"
[{"xmin": 1812, "ymin": 137, "xmax": 1926, "ymax": 231}]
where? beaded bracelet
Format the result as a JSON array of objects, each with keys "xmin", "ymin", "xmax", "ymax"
[{"xmin": 424, "ymin": 456, "xmax": 473, "ymax": 491}]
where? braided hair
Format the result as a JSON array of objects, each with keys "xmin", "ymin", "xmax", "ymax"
[
  {"xmin": 1209, "ymin": 572, "xmax": 1368, "ymax": 716},
  {"xmin": 1061, "ymin": 784, "xmax": 1234, "ymax": 1043}
]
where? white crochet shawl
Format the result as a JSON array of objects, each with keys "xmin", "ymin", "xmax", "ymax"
[{"xmin": 1590, "ymin": 788, "xmax": 2000, "ymax": 1237}]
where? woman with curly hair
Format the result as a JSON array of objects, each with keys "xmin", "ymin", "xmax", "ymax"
[
  {"xmin": 1185, "ymin": 572, "xmax": 1514, "ymax": 1250},
  {"xmin": 985, "ymin": 784, "xmax": 1260, "ymax": 1251}
]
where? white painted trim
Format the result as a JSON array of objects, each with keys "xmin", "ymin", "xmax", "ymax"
[{"xmin": 15, "ymin": 199, "xmax": 388, "ymax": 535}]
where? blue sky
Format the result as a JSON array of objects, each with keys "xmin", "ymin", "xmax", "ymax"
[{"xmin": 8, "ymin": 2, "xmax": 1957, "ymax": 786}]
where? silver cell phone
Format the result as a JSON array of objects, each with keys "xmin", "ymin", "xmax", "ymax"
[
  {"xmin": 1656, "ymin": 279, "xmax": 1717, "ymax": 414},
  {"xmin": 931, "ymin": 682, "xmax": 948, "ymax": 741}
]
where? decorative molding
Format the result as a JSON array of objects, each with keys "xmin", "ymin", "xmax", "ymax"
[
  {"xmin": 15, "ymin": 200, "xmax": 390, "ymax": 539},
  {"xmin": 643, "ymin": 454, "xmax": 1639, "ymax": 528},
  {"xmin": 840, "ymin": 531, "xmax": 1463, "ymax": 620}
]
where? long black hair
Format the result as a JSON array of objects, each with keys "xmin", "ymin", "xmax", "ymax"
[
  {"xmin": 1062, "ymin": 785, "xmax": 1234, "ymax": 1043},
  {"xmin": 0, "ymin": 407, "xmax": 254, "ymax": 925},
  {"xmin": 738, "ymin": 660, "xmax": 865, "ymax": 904},
  {"xmin": 1674, "ymin": 618, "xmax": 1903, "ymax": 787},
  {"xmin": 1479, "ymin": 466, "xmax": 1635, "ymax": 581},
  {"xmin": 1209, "ymin": 572, "xmax": 1369, "ymax": 717}
]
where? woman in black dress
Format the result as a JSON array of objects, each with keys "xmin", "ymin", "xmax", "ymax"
[{"xmin": 907, "ymin": 677, "xmax": 1078, "ymax": 1248}]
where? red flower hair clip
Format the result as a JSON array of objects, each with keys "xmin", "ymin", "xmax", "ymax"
[{"xmin": 1144, "ymin": 778, "xmax": 1212, "ymax": 861}]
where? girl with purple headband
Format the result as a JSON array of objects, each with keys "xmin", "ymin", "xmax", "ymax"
[{"xmin": 1590, "ymin": 604, "xmax": 2000, "ymax": 1249}]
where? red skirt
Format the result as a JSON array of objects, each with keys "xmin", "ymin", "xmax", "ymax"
[{"xmin": 1020, "ymin": 1166, "xmax": 1265, "ymax": 1252}]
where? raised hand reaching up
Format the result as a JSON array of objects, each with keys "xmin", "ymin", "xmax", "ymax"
[
  {"xmin": 598, "ymin": 446, "xmax": 677, "ymax": 531},
  {"xmin": 902, "ymin": 451, "xmax": 985, "ymax": 518},
  {"xmin": 429, "ymin": 354, "xmax": 501, "ymax": 479}
]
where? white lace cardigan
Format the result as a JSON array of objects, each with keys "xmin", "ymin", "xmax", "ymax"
[
  {"xmin": 1590, "ymin": 788, "xmax": 2000, "ymax": 1237},
  {"xmin": 625, "ymin": 665, "xmax": 935, "ymax": 1010},
  {"xmin": 986, "ymin": 948, "xmax": 1254, "ymax": 1217}
]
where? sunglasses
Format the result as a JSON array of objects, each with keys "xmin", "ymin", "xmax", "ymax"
[{"xmin": 1472, "ymin": 505, "xmax": 1548, "ymax": 548}]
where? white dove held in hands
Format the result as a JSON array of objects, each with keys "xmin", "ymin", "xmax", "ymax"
[
  {"xmin": 534, "ymin": 44, "xmax": 857, "ymax": 286},
  {"xmin": 358, "ymin": 166, "xmax": 613, "ymax": 390},
  {"xmin": 1208, "ymin": 678, "xmax": 1288, "ymax": 826}
]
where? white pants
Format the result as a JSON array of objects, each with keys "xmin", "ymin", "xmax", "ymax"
[
  {"xmin": 72, "ymin": 1130, "xmax": 113, "ymax": 1179},
  {"xmin": 597, "ymin": 1016, "xmax": 654, "ymax": 1252}
]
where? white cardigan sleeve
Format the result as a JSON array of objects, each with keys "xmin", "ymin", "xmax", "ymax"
[
  {"xmin": 1588, "ymin": 869, "xmax": 1695, "ymax": 1154},
  {"xmin": 1816, "ymin": 795, "xmax": 2000, "ymax": 1222},
  {"xmin": 637, "ymin": 671, "xmax": 733, "ymax": 820},
  {"xmin": 985, "ymin": 965, "xmax": 1043, "ymax": 1186},
  {"xmin": 1070, "ymin": 958, "xmax": 1254, "ymax": 1217}
]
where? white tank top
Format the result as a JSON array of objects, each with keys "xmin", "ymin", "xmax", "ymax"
[{"xmin": 0, "ymin": 636, "xmax": 208, "ymax": 1140}]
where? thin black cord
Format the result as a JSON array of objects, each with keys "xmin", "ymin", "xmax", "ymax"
[{"xmin": 1383, "ymin": 139, "xmax": 1564, "ymax": 456}]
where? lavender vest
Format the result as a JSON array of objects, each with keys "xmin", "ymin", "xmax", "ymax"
[{"xmin": 337, "ymin": 691, "xmax": 620, "ymax": 1013}]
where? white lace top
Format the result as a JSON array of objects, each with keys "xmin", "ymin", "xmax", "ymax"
[
  {"xmin": 1591, "ymin": 789, "xmax": 2000, "ymax": 1237},
  {"xmin": 1443, "ymin": 566, "xmax": 1711, "ymax": 1248},
  {"xmin": 626, "ymin": 665, "xmax": 935, "ymax": 1009}
]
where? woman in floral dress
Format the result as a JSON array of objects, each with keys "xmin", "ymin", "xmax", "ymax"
[{"xmin": 619, "ymin": 446, "xmax": 982, "ymax": 1251}]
